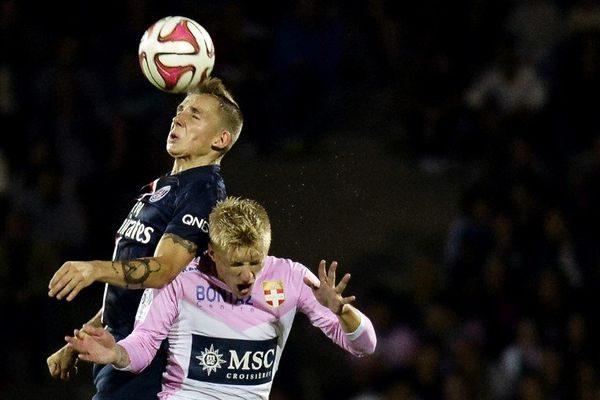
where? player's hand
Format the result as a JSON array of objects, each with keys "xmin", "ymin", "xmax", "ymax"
[
  {"xmin": 47, "ymin": 344, "xmax": 79, "ymax": 381},
  {"xmin": 48, "ymin": 261, "xmax": 96, "ymax": 301},
  {"xmin": 303, "ymin": 260, "xmax": 356, "ymax": 315},
  {"xmin": 65, "ymin": 324, "xmax": 118, "ymax": 365}
]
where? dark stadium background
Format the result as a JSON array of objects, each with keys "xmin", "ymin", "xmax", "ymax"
[{"xmin": 2, "ymin": 0, "xmax": 600, "ymax": 399}]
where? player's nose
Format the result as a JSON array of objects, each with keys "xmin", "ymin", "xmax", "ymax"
[
  {"xmin": 172, "ymin": 111, "xmax": 186, "ymax": 126},
  {"xmin": 239, "ymin": 268, "xmax": 255, "ymax": 283}
]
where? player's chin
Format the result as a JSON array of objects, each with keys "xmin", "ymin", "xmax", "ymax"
[{"xmin": 166, "ymin": 144, "xmax": 183, "ymax": 157}]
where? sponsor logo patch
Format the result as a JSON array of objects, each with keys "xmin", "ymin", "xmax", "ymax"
[
  {"xmin": 182, "ymin": 214, "xmax": 209, "ymax": 232},
  {"xmin": 188, "ymin": 335, "xmax": 277, "ymax": 385},
  {"xmin": 196, "ymin": 284, "xmax": 253, "ymax": 305}
]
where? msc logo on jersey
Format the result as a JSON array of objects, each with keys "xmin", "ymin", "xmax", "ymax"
[
  {"xmin": 149, "ymin": 185, "xmax": 171, "ymax": 202},
  {"xmin": 195, "ymin": 343, "xmax": 227, "ymax": 376},
  {"xmin": 263, "ymin": 280, "xmax": 285, "ymax": 308},
  {"xmin": 188, "ymin": 335, "xmax": 277, "ymax": 385}
]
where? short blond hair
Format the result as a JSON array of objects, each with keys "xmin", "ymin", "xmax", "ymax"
[
  {"xmin": 209, "ymin": 197, "xmax": 271, "ymax": 255},
  {"xmin": 190, "ymin": 77, "xmax": 243, "ymax": 150}
]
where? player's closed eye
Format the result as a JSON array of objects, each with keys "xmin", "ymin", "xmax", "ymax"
[{"xmin": 231, "ymin": 263, "xmax": 259, "ymax": 268}]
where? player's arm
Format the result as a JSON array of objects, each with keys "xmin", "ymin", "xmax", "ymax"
[
  {"xmin": 303, "ymin": 260, "xmax": 360, "ymax": 331},
  {"xmin": 69, "ymin": 281, "xmax": 180, "ymax": 373},
  {"xmin": 48, "ymin": 233, "xmax": 197, "ymax": 301},
  {"xmin": 102, "ymin": 232, "xmax": 196, "ymax": 289},
  {"xmin": 47, "ymin": 309, "xmax": 103, "ymax": 380},
  {"xmin": 65, "ymin": 324, "xmax": 131, "ymax": 369},
  {"xmin": 303, "ymin": 260, "xmax": 377, "ymax": 355}
]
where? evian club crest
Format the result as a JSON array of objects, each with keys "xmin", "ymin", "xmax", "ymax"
[{"xmin": 263, "ymin": 281, "xmax": 285, "ymax": 308}]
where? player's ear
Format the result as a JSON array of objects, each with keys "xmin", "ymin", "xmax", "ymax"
[
  {"xmin": 207, "ymin": 243, "xmax": 216, "ymax": 261},
  {"xmin": 211, "ymin": 129, "xmax": 232, "ymax": 151}
]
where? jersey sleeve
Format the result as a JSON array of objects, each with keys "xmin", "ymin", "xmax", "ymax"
[
  {"xmin": 165, "ymin": 181, "xmax": 220, "ymax": 250},
  {"xmin": 295, "ymin": 265, "xmax": 377, "ymax": 357},
  {"xmin": 117, "ymin": 279, "xmax": 182, "ymax": 372}
]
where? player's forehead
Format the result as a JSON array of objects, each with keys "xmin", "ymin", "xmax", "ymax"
[
  {"xmin": 225, "ymin": 245, "xmax": 265, "ymax": 264},
  {"xmin": 178, "ymin": 93, "xmax": 219, "ymax": 112}
]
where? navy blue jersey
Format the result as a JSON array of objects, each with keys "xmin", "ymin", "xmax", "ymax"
[{"xmin": 94, "ymin": 164, "xmax": 225, "ymax": 400}]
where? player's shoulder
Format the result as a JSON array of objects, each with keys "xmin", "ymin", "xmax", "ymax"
[
  {"xmin": 178, "ymin": 165, "xmax": 223, "ymax": 186},
  {"xmin": 171, "ymin": 261, "xmax": 204, "ymax": 285},
  {"xmin": 264, "ymin": 255, "xmax": 296, "ymax": 268},
  {"xmin": 176, "ymin": 168, "xmax": 225, "ymax": 200},
  {"xmin": 261, "ymin": 256, "xmax": 311, "ymax": 297},
  {"xmin": 263, "ymin": 255, "xmax": 309, "ymax": 278},
  {"xmin": 182, "ymin": 262, "xmax": 201, "ymax": 274}
]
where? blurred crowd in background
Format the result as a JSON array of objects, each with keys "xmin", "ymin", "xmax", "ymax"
[{"xmin": 2, "ymin": 0, "xmax": 600, "ymax": 399}]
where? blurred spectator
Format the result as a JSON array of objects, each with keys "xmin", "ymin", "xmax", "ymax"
[
  {"xmin": 568, "ymin": 137, "xmax": 600, "ymax": 276},
  {"xmin": 551, "ymin": 25, "xmax": 600, "ymax": 153},
  {"xmin": 0, "ymin": 148, "xmax": 7, "ymax": 199},
  {"xmin": 11, "ymin": 141, "xmax": 89, "ymax": 252},
  {"xmin": 411, "ymin": 341, "xmax": 444, "ymax": 399},
  {"xmin": 466, "ymin": 38, "xmax": 548, "ymax": 118},
  {"xmin": 489, "ymin": 318, "xmax": 544, "ymax": 399},
  {"xmin": 503, "ymin": 0, "xmax": 565, "ymax": 69},
  {"xmin": 516, "ymin": 373, "xmax": 546, "ymax": 400},
  {"xmin": 443, "ymin": 182, "xmax": 496, "ymax": 291},
  {"xmin": 263, "ymin": 0, "xmax": 345, "ymax": 155},
  {"xmin": 0, "ymin": 0, "xmax": 27, "ymax": 171},
  {"xmin": 0, "ymin": 206, "xmax": 33, "ymax": 385},
  {"xmin": 566, "ymin": 0, "xmax": 600, "ymax": 34},
  {"xmin": 346, "ymin": 0, "xmax": 404, "ymax": 86},
  {"xmin": 345, "ymin": 286, "xmax": 419, "ymax": 398},
  {"xmin": 443, "ymin": 373, "xmax": 472, "ymax": 400},
  {"xmin": 474, "ymin": 254, "xmax": 519, "ymax": 358},
  {"xmin": 537, "ymin": 208, "xmax": 583, "ymax": 288},
  {"xmin": 0, "ymin": 64, "xmax": 16, "ymax": 119},
  {"xmin": 447, "ymin": 330, "xmax": 486, "ymax": 398}
]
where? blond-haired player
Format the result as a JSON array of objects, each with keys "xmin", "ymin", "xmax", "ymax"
[{"xmin": 66, "ymin": 197, "xmax": 377, "ymax": 399}]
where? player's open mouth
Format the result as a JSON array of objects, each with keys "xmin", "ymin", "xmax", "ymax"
[{"xmin": 237, "ymin": 283, "xmax": 252, "ymax": 295}]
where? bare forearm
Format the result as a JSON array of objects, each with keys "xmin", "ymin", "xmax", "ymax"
[
  {"xmin": 86, "ymin": 309, "xmax": 104, "ymax": 327},
  {"xmin": 336, "ymin": 304, "xmax": 361, "ymax": 333},
  {"xmin": 48, "ymin": 234, "xmax": 197, "ymax": 300},
  {"xmin": 93, "ymin": 232, "xmax": 198, "ymax": 288},
  {"xmin": 111, "ymin": 344, "xmax": 131, "ymax": 369},
  {"xmin": 91, "ymin": 257, "xmax": 176, "ymax": 289}
]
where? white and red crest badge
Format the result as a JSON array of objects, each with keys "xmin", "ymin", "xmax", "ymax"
[{"xmin": 263, "ymin": 280, "xmax": 285, "ymax": 308}]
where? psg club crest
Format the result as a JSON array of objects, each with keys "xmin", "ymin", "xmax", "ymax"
[
  {"xmin": 263, "ymin": 280, "xmax": 285, "ymax": 308},
  {"xmin": 149, "ymin": 185, "xmax": 171, "ymax": 202}
]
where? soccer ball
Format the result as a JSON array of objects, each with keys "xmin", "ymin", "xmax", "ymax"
[{"xmin": 138, "ymin": 16, "xmax": 215, "ymax": 93}]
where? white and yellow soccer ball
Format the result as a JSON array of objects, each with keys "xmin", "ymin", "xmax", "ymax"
[{"xmin": 138, "ymin": 16, "xmax": 215, "ymax": 93}]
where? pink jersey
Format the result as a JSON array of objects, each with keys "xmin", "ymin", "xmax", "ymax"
[{"xmin": 118, "ymin": 256, "xmax": 377, "ymax": 399}]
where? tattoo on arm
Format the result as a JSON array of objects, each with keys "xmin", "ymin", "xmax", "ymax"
[
  {"xmin": 163, "ymin": 233, "xmax": 198, "ymax": 255},
  {"xmin": 121, "ymin": 259, "xmax": 161, "ymax": 287},
  {"xmin": 111, "ymin": 261, "xmax": 119, "ymax": 275},
  {"xmin": 115, "ymin": 234, "xmax": 196, "ymax": 287}
]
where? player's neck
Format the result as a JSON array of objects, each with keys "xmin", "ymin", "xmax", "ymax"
[{"xmin": 171, "ymin": 156, "xmax": 220, "ymax": 174}]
